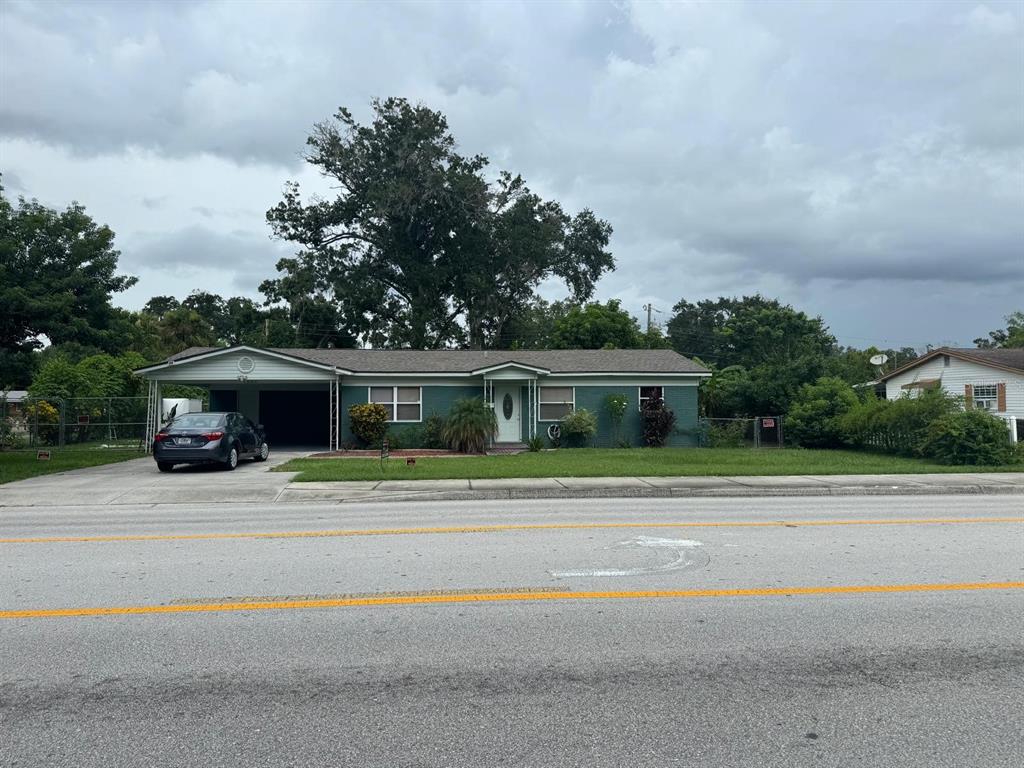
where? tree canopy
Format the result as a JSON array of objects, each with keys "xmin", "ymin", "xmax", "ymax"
[
  {"xmin": 263, "ymin": 98, "xmax": 614, "ymax": 349},
  {"xmin": 668, "ymin": 295, "xmax": 837, "ymax": 416},
  {"xmin": 1, "ymin": 186, "xmax": 137, "ymax": 387},
  {"xmin": 550, "ymin": 300, "xmax": 643, "ymax": 349},
  {"xmin": 974, "ymin": 311, "xmax": 1024, "ymax": 349}
]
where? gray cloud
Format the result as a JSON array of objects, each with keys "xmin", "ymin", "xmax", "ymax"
[
  {"xmin": 1, "ymin": 0, "xmax": 1021, "ymax": 348},
  {"xmin": 124, "ymin": 224, "xmax": 287, "ymax": 274}
]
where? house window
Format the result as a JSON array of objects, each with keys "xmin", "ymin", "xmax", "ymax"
[
  {"xmin": 369, "ymin": 386, "xmax": 422, "ymax": 422},
  {"xmin": 539, "ymin": 387, "xmax": 574, "ymax": 421},
  {"xmin": 639, "ymin": 386, "xmax": 664, "ymax": 411},
  {"xmin": 972, "ymin": 384, "xmax": 998, "ymax": 411}
]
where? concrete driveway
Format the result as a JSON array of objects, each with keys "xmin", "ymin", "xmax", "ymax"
[{"xmin": 0, "ymin": 450, "xmax": 306, "ymax": 507}]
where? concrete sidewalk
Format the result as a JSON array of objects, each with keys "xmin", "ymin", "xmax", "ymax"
[
  {"xmin": 279, "ymin": 472, "xmax": 1024, "ymax": 503},
  {"xmin": 2, "ymin": 453, "xmax": 1022, "ymax": 507}
]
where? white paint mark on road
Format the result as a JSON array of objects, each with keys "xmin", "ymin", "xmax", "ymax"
[{"xmin": 551, "ymin": 536, "xmax": 704, "ymax": 578}]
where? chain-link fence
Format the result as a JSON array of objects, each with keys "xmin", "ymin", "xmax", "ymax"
[
  {"xmin": 1, "ymin": 396, "xmax": 150, "ymax": 451},
  {"xmin": 697, "ymin": 417, "xmax": 784, "ymax": 448}
]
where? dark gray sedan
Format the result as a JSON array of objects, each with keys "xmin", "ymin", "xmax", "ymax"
[{"xmin": 153, "ymin": 412, "xmax": 269, "ymax": 472}]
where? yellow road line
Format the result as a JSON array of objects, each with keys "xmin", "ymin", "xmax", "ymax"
[
  {"xmin": 1, "ymin": 517, "xmax": 1021, "ymax": 544},
  {"xmin": 3, "ymin": 582, "xmax": 1022, "ymax": 620}
]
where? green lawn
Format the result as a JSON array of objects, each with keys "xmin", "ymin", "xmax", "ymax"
[
  {"xmin": 0, "ymin": 449, "xmax": 144, "ymax": 484},
  {"xmin": 277, "ymin": 447, "xmax": 1020, "ymax": 482}
]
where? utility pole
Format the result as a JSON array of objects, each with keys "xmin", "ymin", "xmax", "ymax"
[{"xmin": 642, "ymin": 303, "xmax": 660, "ymax": 333}]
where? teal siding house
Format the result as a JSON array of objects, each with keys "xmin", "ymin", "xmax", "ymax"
[{"xmin": 136, "ymin": 346, "xmax": 710, "ymax": 450}]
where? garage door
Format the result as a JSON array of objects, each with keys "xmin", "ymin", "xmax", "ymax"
[{"xmin": 259, "ymin": 390, "xmax": 330, "ymax": 447}]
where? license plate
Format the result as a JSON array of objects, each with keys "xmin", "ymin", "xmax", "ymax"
[{"xmin": 175, "ymin": 437, "xmax": 192, "ymax": 446}]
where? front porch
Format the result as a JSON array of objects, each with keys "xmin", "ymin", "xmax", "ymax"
[{"xmin": 476, "ymin": 362, "xmax": 549, "ymax": 446}]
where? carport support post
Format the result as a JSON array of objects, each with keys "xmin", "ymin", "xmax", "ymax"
[
  {"xmin": 328, "ymin": 377, "xmax": 340, "ymax": 452},
  {"xmin": 144, "ymin": 379, "xmax": 160, "ymax": 454}
]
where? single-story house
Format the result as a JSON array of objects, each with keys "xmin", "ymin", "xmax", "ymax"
[
  {"xmin": 1, "ymin": 390, "xmax": 29, "ymax": 423},
  {"xmin": 1, "ymin": 390, "xmax": 28, "ymax": 410},
  {"xmin": 878, "ymin": 346, "xmax": 1024, "ymax": 442},
  {"xmin": 135, "ymin": 346, "xmax": 711, "ymax": 451}
]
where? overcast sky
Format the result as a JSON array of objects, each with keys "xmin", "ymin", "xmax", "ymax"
[{"xmin": 2, "ymin": 0, "xmax": 1022, "ymax": 350}]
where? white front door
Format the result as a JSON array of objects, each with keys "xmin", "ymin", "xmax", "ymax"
[{"xmin": 494, "ymin": 384, "xmax": 521, "ymax": 443}]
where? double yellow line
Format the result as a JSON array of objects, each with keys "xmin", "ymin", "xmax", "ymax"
[{"xmin": 3, "ymin": 582, "xmax": 1022, "ymax": 620}]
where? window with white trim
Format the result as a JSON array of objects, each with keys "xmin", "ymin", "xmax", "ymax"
[
  {"xmin": 973, "ymin": 384, "xmax": 998, "ymax": 411},
  {"xmin": 538, "ymin": 387, "xmax": 574, "ymax": 421},
  {"xmin": 369, "ymin": 386, "xmax": 422, "ymax": 422},
  {"xmin": 639, "ymin": 386, "xmax": 664, "ymax": 411}
]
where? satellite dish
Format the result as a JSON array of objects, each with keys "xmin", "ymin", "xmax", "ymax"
[{"xmin": 869, "ymin": 354, "xmax": 889, "ymax": 366}]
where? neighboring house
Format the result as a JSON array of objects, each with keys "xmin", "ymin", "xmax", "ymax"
[
  {"xmin": 135, "ymin": 346, "xmax": 711, "ymax": 450},
  {"xmin": 1, "ymin": 390, "xmax": 29, "ymax": 418},
  {"xmin": 879, "ymin": 347, "xmax": 1024, "ymax": 442}
]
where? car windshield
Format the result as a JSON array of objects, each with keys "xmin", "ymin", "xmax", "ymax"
[{"xmin": 169, "ymin": 413, "xmax": 226, "ymax": 429}]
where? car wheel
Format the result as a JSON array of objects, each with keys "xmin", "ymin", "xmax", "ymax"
[
  {"xmin": 254, "ymin": 441, "xmax": 269, "ymax": 462},
  {"xmin": 224, "ymin": 446, "xmax": 239, "ymax": 471},
  {"xmin": 157, "ymin": 462, "xmax": 174, "ymax": 473}
]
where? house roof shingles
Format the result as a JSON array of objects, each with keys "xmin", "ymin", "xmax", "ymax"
[
  {"xmin": 164, "ymin": 346, "xmax": 710, "ymax": 375},
  {"xmin": 879, "ymin": 346, "xmax": 1024, "ymax": 381}
]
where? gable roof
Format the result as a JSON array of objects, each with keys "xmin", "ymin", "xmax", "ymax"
[
  {"xmin": 879, "ymin": 346, "xmax": 1024, "ymax": 382},
  {"xmin": 136, "ymin": 345, "xmax": 352, "ymax": 375},
  {"xmin": 158, "ymin": 346, "xmax": 710, "ymax": 376}
]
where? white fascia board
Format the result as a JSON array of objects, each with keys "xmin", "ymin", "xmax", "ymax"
[
  {"xmin": 343, "ymin": 371, "xmax": 477, "ymax": 378},
  {"xmin": 135, "ymin": 345, "xmax": 351, "ymax": 376},
  {"xmin": 471, "ymin": 362, "xmax": 552, "ymax": 376},
  {"xmin": 341, "ymin": 370, "xmax": 710, "ymax": 379},
  {"xmin": 543, "ymin": 371, "xmax": 711, "ymax": 378}
]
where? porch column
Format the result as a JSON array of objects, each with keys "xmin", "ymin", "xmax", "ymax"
[{"xmin": 528, "ymin": 378, "xmax": 534, "ymax": 440}]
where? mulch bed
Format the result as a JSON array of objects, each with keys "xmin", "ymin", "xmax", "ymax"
[
  {"xmin": 307, "ymin": 447, "xmax": 527, "ymax": 459},
  {"xmin": 307, "ymin": 449, "xmax": 473, "ymax": 459}
]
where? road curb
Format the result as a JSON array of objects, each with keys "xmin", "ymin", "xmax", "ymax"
[{"xmin": 331, "ymin": 483, "xmax": 1024, "ymax": 504}]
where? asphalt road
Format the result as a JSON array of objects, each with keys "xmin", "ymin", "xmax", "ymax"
[{"xmin": 2, "ymin": 495, "xmax": 1022, "ymax": 767}]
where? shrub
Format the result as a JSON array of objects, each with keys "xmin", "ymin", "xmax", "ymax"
[
  {"xmin": 24, "ymin": 400, "xmax": 60, "ymax": 445},
  {"xmin": 706, "ymin": 420, "xmax": 747, "ymax": 448},
  {"xmin": 527, "ymin": 435, "xmax": 545, "ymax": 452},
  {"xmin": 421, "ymin": 413, "xmax": 447, "ymax": 449},
  {"xmin": 0, "ymin": 417, "xmax": 14, "ymax": 449},
  {"xmin": 387, "ymin": 425, "xmax": 419, "ymax": 449},
  {"xmin": 348, "ymin": 402, "xmax": 389, "ymax": 447},
  {"xmin": 841, "ymin": 389, "xmax": 959, "ymax": 456},
  {"xmin": 443, "ymin": 397, "xmax": 497, "ymax": 453},
  {"xmin": 641, "ymin": 395, "xmax": 676, "ymax": 447},
  {"xmin": 604, "ymin": 393, "xmax": 629, "ymax": 446},
  {"xmin": 561, "ymin": 408, "xmax": 598, "ymax": 447},
  {"xmin": 920, "ymin": 410, "xmax": 1016, "ymax": 466},
  {"xmin": 786, "ymin": 377, "xmax": 859, "ymax": 448}
]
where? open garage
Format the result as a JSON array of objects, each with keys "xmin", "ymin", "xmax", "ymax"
[
  {"xmin": 258, "ymin": 389, "xmax": 330, "ymax": 448},
  {"xmin": 138, "ymin": 348, "xmax": 344, "ymax": 453}
]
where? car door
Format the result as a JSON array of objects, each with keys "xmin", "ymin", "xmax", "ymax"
[
  {"xmin": 233, "ymin": 414, "xmax": 256, "ymax": 455},
  {"xmin": 244, "ymin": 417, "xmax": 263, "ymax": 450}
]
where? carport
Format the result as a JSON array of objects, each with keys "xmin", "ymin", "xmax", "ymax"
[{"xmin": 136, "ymin": 347, "xmax": 349, "ymax": 452}]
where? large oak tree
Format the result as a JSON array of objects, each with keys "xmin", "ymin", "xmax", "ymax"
[{"xmin": 263, "ymin": 98, "xmax": 614, "ymax": 349}]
